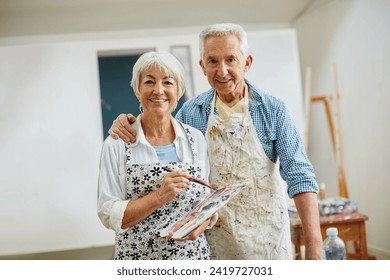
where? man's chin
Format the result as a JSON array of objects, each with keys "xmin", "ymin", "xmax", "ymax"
[{"xmin": 216, "ymin": 86, "xmax": 236, "ymax": 96}]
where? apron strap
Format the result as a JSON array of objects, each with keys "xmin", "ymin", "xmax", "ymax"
[
  {"xmin": 125, "ymin": 142, "xmax": 132, "ymax": 165},
  {"xmin": 177, "ymin": 121, "xmax": 199, "ymax": 165}
]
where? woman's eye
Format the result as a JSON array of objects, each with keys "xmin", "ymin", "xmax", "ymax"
[{"xmin": 144, "ymin": 80, "xmax": 154, "ymax": 84}]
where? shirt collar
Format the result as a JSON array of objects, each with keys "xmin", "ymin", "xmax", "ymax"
[
  {"xmin": 171, "ymin": 116, "xmax": 188, "ymax": 142},
  {"xmin": 245, "ymin": 79, "xmax": 263, "ymax": 105},
  {"xmin": 130, "ymin": 115, "xmax": 186, "ymax": 147}
]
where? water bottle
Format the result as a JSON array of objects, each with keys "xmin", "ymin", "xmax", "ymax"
[{"xmin": 323, "ymin": 227, "xmax": 346, "ymax": 260}]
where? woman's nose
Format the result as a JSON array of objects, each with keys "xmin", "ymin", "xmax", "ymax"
[{"xmin": 153, "ymin": 83, "xmax": 164, "ymax": 94}]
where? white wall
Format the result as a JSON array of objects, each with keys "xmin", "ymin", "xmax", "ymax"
[
  {"xmin": 246, "ymin": 30, "xmax": 304, "ymax": 135},
  {"xmin": 294, "ymin": 0, "xmax": 390, "ymax": 259},
  {"xmin": 0, "ymin": 42, "xmax": 111, "ymax": 255},
  {"xmin": 0, "ymin": 27, "xmax": 302, "ymax": 256}
]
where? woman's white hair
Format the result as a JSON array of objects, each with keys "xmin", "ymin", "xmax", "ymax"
[
  {"xmin": 131, "ymin": 51, "xmax": 187, "ymax": 98},
  {"xmin": 199, "ymin": 23, "xmax": 249, "ymax": 59}
]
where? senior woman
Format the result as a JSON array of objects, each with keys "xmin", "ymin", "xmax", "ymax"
[{"xmin": 97, "ymin": 51, "xmax": 211, "ymax": 260}]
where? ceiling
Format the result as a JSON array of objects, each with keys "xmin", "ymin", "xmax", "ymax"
[{"xmin": 0, "ymin": 0, "xmax": 319, "ymax": 38}]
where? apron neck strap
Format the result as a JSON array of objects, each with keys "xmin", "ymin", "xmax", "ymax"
[
  {"xmin": 210, "ymin": 85, "xmax": 250, "ymax": 116},
  {"xmin": 177, "ymin": 121, "xmax": 199, "ymax": 165}
]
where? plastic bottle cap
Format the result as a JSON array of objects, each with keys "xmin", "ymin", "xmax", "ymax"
[{"xmin": 326, "ymin": 227, "xmax": 338, "ymax": 236}]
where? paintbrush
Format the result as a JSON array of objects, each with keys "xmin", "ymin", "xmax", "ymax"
[{"xmin": 161, "ymin": 166, "xmax": 218, "ymax": 190}]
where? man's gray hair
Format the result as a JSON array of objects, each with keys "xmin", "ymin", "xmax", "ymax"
[{"xmin": 199, "ymin": 23, "xmax": 249, "ymax": 59}]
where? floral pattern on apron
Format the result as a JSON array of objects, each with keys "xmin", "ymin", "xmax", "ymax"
[
  {"xmin": 205, "ymin": 92, "xmax": 292, "ymax": 260},
  {"xmin": 114, "ymin": 123, "xmax": 210, "ymax": 260}
]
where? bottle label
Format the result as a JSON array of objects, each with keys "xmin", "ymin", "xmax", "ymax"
[{"xmin": 325, "ymin": 248, "xmax": 346, "ymax": 260}]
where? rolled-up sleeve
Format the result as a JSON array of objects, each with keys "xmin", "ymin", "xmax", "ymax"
[
  {"xmin": 275, "ymin": 101, "xmax": 318, "ymax": 198},
  {"xmin": 97, "ymin": 137, "xmax": 128, "ymax": 233}
]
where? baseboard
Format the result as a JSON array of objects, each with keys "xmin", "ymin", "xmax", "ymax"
[
  {"xmin": 0, "ymin": 245, "xmax": 115, "ymax": 260},
  {"xmin": 368, "ymin": 245, "xmax": 390, "ymax": 260}
]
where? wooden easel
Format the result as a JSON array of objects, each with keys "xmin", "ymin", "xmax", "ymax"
[{"xmin": 304, "ymin": 64, "xmax": 349, "ymax": 198}]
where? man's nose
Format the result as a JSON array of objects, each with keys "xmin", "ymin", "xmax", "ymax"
[{"xmin": 217, "ymin": 62, "xmax": 228, "ymax": 77}]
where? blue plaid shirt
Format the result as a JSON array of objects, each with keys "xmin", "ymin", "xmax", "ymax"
[{"xmin": 175, "ymin": 79, "xmax": 318, "ymax": 198}]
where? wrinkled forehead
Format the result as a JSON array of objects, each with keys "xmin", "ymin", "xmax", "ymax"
[{"xmin": 204, "ymin": 35, "xmax": 242, "ymax": 56}]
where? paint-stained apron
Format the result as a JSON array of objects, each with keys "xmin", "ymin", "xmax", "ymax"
[{"xmin": 205, "ymin": 92, "xmax": 292, "ymax": 259}]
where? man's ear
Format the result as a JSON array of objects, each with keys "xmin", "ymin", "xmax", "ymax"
[
  {"xmin": 244, "ymin": 54, "xmax": 253, "ymax": 73},
  {"xmin": 199, "ymin": 59, "xmax": 206, "ymax": 75}
]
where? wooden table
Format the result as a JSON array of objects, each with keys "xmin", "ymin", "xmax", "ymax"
[{"xmin": 289, "ymin": 211, "xmax": 369, "ymax": 260}]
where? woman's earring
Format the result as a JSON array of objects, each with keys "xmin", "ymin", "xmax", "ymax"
[{"xmin": 139, "ymin": 104, "xmax": 144, "ymax": 114}]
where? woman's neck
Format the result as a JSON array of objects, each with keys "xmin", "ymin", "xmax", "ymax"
[{"xmin": 140, "ymin": 114, "xmax": 175, "ymax": 146}]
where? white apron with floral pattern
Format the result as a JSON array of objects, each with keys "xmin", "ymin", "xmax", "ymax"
[
  {"xmin": 114, "ymin": 123, "xmax": 210, "ymax": 260},
  {"xmin": 205, "ymin": 92, "xmax": 292, "ymax": 259}
]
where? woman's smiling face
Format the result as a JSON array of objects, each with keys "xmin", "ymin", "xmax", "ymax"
[{"xmin": 136, "ymin": 65, "xmax": 180, "ymax": 116}]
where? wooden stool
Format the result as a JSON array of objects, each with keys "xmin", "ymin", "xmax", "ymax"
[{"xmin": 289, "ymin": 211, "xmax": 371, "ymax": 260}]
